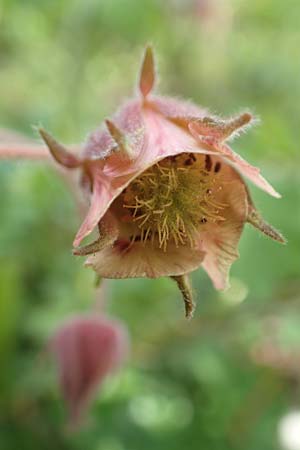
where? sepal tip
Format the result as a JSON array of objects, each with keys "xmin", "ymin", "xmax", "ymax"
[
  {"xmin": 139, "ymin": 44, "xmax": 155, "ymax": 98},
  {"xmin": 247, "ymin": 207, "xmax": 287, "ymax": 244},
  {"xmin": 105, "ymin": 119, "xmax": 135, "ymax": 160},
  {"xmin": 38, "ymin": 127, "xmax": 81, "ymax": 168}
]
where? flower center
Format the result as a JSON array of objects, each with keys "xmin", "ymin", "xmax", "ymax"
[{"xmin": 121, "ymin": 153, "xmax": 225, "ymax": 250}]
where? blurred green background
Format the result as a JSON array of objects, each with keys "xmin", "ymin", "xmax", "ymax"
[{"xmin": 0, "ymin": 0, "xmax": 300, "ymax": 449}]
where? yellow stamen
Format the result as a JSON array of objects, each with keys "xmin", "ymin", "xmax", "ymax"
[{"xmin": 121, "ymin": 153, "xmax": 226, "ymax": 251}]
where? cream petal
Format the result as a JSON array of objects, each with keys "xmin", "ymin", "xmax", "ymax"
[
  {"xmin": 200, "ymin": 175, "xmax": 248, "ymax": 290},
  {"xmin": 85, "ymin": 240, "xmax": 205, "ymax": 279}
]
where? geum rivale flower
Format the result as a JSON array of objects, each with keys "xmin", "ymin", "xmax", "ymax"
[{"xmin": 39, "ymin": 46, "xmax": 286, "ymax": 318}]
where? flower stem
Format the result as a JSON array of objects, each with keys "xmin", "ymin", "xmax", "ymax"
[{"xmin": 171, "ymin": 274, "xmax": 195, "ymax": 319}]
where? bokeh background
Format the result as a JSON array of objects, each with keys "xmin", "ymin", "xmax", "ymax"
[{"xmin": 0, "ymin": 0, "xmax": 300, "ymax": 449}]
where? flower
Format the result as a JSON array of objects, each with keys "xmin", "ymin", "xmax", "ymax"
[
  {"xmin": 50, "ymin": 315, "xmax": 129, "ymax": 428},
  {"xmin": 39, "ymin": 46, "xmax": 286, "ymax": 318}
]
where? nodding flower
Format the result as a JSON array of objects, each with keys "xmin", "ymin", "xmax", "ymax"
[
  {"xmin": 50, "ymin": 315, "xmax": 128, "ymax": 428},
  {"xmin": 40, "ymin": 46, "xmax": 286, "ymax": 319}
]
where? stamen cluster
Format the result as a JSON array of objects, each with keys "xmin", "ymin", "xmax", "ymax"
[{"xmin": 122, "ymin": 153, "xmax": 225, "ymax": 250}]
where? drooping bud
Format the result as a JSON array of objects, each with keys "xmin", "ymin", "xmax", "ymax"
[
  {"xmin": 189, "ymin": 112, "xmax": 254, "ymax": 142},
  {"xmin": 139, "ymin": 45, "xmax": 155, "ymax": 98},
  {"xmin": 247, "ymin": 206, "xmax": 287, "ymax": 244},
  {"xmin": 171, "ymin": 274, "xmax": 195, "ymax": 319},
  {"xmin": 50, "ymin": 315, "xmax": 129, "ymax": 428},
  {"xmin": 105, "ymin": 119, "xmax": 135, "ymax": 160},
  {"xmin": 39, "ymin": 128, "xmax": 81, "ymax": 168}
]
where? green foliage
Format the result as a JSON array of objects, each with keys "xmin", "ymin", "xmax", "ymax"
[{"xmin": 0, "ymin": 1, "xmax": 299, "ymax": 449}]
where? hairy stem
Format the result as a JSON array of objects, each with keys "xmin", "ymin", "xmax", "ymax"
[{"xmin": 171, "ymin": 274, "xmax": 195, "ymax": 319}]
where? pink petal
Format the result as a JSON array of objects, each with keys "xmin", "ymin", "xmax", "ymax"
[
  {"xmin": 149, "ymin": 95, "xmax": 208, "ymax": 119},
  {"xmin": 188, "ymin": 128, "xmax": 281, "ymax": 198},
  {"xmin": 138, "ymin": 108, "xmax": 218, "ymax": 165},
  {"xmin": 101, "ymin": 106, "xmax": 206, "ymax": 178},
  {"xmin": 85, "ymin": 240, "xmax": 205, "ymax": 279},
  {"xmin": 200, "ymin": 175, "xmax": 248, "ymax": 290},
  {"xmin": 50, "ymin": 315, "xmax": 128, "ymax": 427},
  {"xmin": 73, "ymin": 166, "xmax": 136, "ymax": 247},
  {"xmin": 73, "ymin": 167, "xmax": 109, "ymax": 247}
]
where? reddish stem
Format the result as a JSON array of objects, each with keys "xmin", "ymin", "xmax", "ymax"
[{"xmin": 0, "ymin": 145, "xmax": 50, "ymax": 160}]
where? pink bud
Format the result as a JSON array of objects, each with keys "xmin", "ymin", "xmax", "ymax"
[{"xmin": 50, "ymin": 315, "xmax": 129, "ymax": 428}]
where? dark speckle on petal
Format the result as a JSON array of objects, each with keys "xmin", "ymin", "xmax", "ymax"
[
  {"xmin": 214, "ymin": 162, "xmax": 221, "ymax": 173},
  {"xmin": 205, "ymin": 155, "xmax": 212, "ymax": 171},
  {"xmin": 184, "ymin": 158, "xmax": 193, "ymax": 166},
  {"xmin": 189, "ymin": 153, "xmax": 197, "ymax": 162}
]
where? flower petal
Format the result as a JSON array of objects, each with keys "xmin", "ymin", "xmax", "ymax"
[
  {"xmin": 73, "ymin": 168, "xmax": 108, "ymax": 247},
  {"xmin": 149, "ymin": 95, "xmax": 208, "ymax": 119},
  {"xmin": 50, "ymin": 315, "xmax": 128, "ymax": 427},
  {"xmin": 85, "ymin": 240, "xmax": 205, "ymax": 279},
  {"xmin": 102, "ymin": 107, "xmax": 216, "ymax": 178},
  {"xmin": 188, "ymin": 128, "xmax": 281, "ymax": 198},
  {"xmin": 139, "ymin": 108, "xmax": 218, "ymax": 164},
  {"xmin": 200, "ymin": 169, "xmax": 248, "ymax": 290},
  {"xmin": 73, "ymin": 165, "xmax": 138, "ymax": 246}
]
